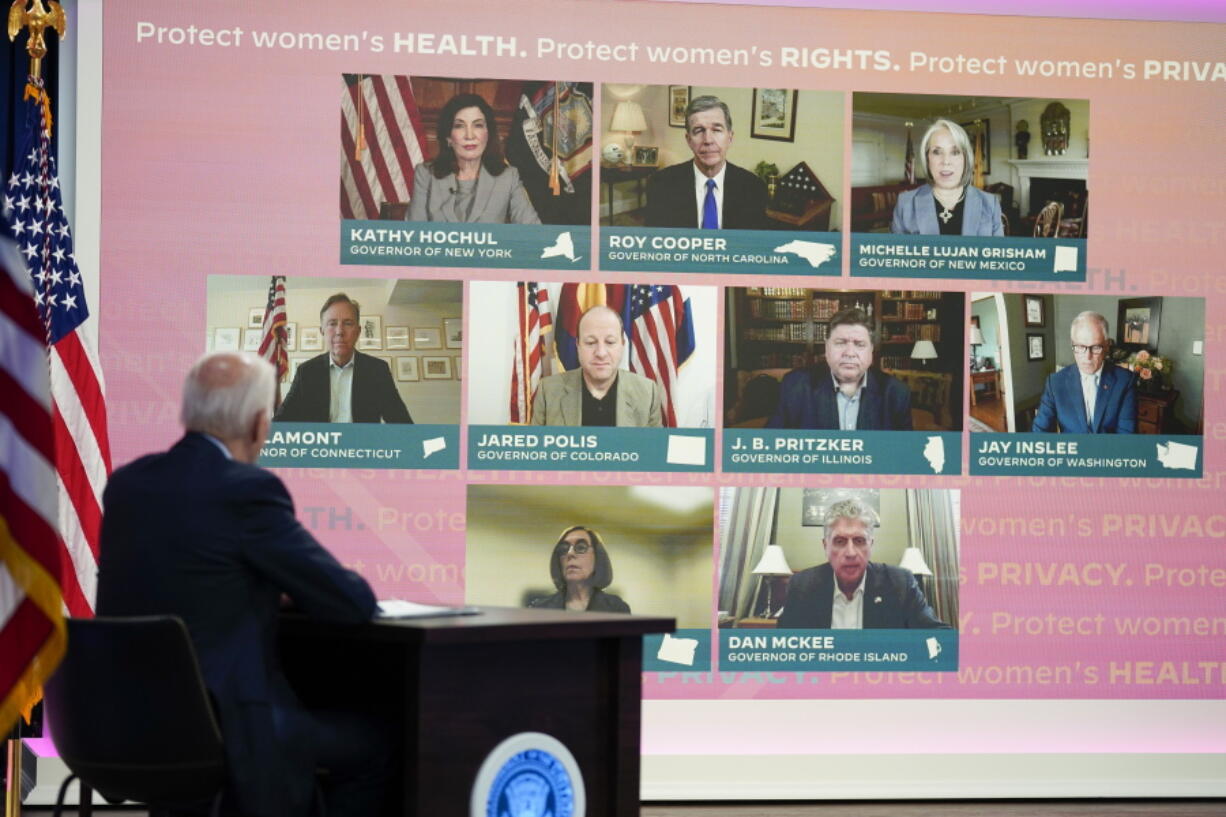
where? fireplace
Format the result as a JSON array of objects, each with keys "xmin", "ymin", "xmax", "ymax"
[{"xmin": 1028, "ymin": 177, "xmax": 1087, "ymax": 218}]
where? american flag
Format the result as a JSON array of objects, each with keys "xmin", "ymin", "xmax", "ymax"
[
  {"xmin": 2, "ymin": 76, "xmax": 112, "ymax": 617},
  {"xmin": 340, "ymin": 74, "xmax": 428, "ymax": 220},
  {"xmin": 0, "ymin": 231, "xmax": 66, "ymax": 732},
  {"xmin": 510, "ymin": 282, "xmax": 551, "ymax": 423},
  {"xmin": 622, "ymin": 285, "xmax": 695, "ymax": 428},
  {"xmin": 904, "ymin": 122, "xmax": 916, "ymax": 185},
  {"xmin": 257, "ymin": 275, "xmax": 288, "ymax": 400}
]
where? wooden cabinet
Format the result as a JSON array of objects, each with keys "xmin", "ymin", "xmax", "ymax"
[{"xmin": 1136, "ymin": 390, "xmax": 1178, "ymax": 434}]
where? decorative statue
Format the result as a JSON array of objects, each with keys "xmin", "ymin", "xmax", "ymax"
[{"xmin": 1015, "ymin": 120, "xmax": 1031, "ymax": 160}]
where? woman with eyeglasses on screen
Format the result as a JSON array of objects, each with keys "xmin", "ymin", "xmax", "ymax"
[
  {"xmin": 528, "ymin": 525, "xmax": 631, "ymax": 613},
  {"xmin": 890, "ymin": 118, "xmax": 1003, "ymax": 237}
]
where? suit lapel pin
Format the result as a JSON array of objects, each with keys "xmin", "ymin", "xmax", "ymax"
[{"xmin": 874, "ymin": 596, "xmax": 883, "ymax": 604}]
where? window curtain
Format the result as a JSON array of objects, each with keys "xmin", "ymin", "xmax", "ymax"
[
  {"xmin": 717, "ymin": 487, "xmax": 777, "ymax": 622},
  {"xmin": 906, "ymin": 489, "xmax": 960, "ymax": 629}
]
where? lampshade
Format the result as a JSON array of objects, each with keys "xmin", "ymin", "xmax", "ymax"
[
  {"xmin": 910, "ymin": 339, "xmax": 938, "ymax": 360},
  {"xmin": 610, "ymin": 100, "xmax": 647, "ymax": 133},
  {"xmin": 898, "ymin": 546, "xmax": 933, "ymax": 576},
  {"xmin": 969, "ymin": 326, "xmax": 986, "ymax": 345},
  {"xmin": 751, "ymin": 544, "xmax": 793, "ymax": 577}
]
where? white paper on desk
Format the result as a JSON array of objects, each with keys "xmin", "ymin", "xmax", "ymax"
[
  {"xmin": 376, "ymin": 599, "xmax": 480, "ymax": 619},
  {"xmin": 666, "ymin": 434, "xmax": 706, "ymax": 466}
]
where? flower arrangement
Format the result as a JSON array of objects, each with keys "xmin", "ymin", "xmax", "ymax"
[{"xmin": 1123, "ymin": 349, "xmax": 1172, "ymax": 389}]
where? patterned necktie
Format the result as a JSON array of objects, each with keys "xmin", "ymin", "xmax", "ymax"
[{"xmin": 701, "ymin": 178, "xmax": 718, "ymax": 229}]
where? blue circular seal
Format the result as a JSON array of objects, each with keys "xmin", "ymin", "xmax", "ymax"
[
  {"xmin": 470, "ymin": 733, "xmax": 585, "ymax": 817},
  {"xmin": 486, "ymin": 748, "xmax": 575, "ymax": 817}
]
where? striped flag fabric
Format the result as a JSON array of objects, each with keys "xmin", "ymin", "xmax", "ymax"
[
  {"xmin": 340, "ymin": 74, "xmax": 428, "ymax": 220},
  {"xmin": 622, "ymin": 285, "xmax": 695, "ymax": 428},
  {"xmin": 256, "ymin": 275, "xmax": 289, "ymax": 401},
  {"xmin": 0, "ymin": 231, "xmax": 66, "ymax": 732},
  {"xmin": 509, "ymin": 282, "xmax": 552, "ymax": 424},
  {"xmin": 904, "ymin": 122, "xmax": 916, "ymax": 185},
  {"xmin": 3, "ymin": 76, "xmax": 112, "ymax": 617}
]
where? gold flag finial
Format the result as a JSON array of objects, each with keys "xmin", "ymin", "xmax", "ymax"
[{"xmin": 8, "ymin": 0, "xmax": 67, "ymax": 80}]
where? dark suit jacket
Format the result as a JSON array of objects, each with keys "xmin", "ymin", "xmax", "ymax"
[
  {"xmin": 890, "ymin": 184, "xmax": 1004, "ymax": 236},
  {"xmin": 275, "ymin": 351, "xmax": 412, "ymax": 424},
  {"xmin": 767, "ymin": 364, "xmax": 913, "ymax": 430},
  {"xmin": 528, "ymin": 589, "xmax": 631, "ymax": 613},
  {"xmin": 1032, "ymin": 363, "xmax": 1137, "ymax": 433},
  {"xmin": 777, "ymin": 562, "xmax": 950, "ymax": 629},
  {"xmin": 644, "ymin": 160, "xmax": 770, "ymax": 230},
  {"xmin": 96, "ymin": 433, "xmax": 376, "ymax": 817}
]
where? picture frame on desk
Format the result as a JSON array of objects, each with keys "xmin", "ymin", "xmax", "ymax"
[{"xmin": 631, "ymin": 146, "xmax": 658, "ymax": 167}]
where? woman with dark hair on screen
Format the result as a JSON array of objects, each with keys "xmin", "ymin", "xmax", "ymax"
[
  {"xmin": 407, "ymin": 92, "xmax": 541, "ymax": 224},
  {"xmin": 528, "ymin": 526, "xmax": 631, "ymax": 613},
  {"xmin": 890, "ymin": 118, "xmax": 1003, "ymax": 237}
]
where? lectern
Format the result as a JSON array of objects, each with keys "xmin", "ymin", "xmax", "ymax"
[{"xmin": 279, "ymin": 607, "xmax": 673, "ymax": 816}]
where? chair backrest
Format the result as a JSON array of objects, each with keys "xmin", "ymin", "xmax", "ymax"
[{"xmin": 45, "ymin": 616, "xmax": 226, "ymax": 805}]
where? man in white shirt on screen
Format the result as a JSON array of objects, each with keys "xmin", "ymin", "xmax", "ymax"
[{"xmin": 777, "ymin": 498, "xmax": 949, "ymax": 630}]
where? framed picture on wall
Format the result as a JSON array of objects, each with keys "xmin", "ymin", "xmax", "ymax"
[
  {"xmin": 422, "ymin": 356, "xmax": 452, "ymax": 379},
  {"xmin": 396, "ymin": 356, "xmax": 418, "ymax": 381},
  {"xmin": 247, "ymin": 308, "xmax": 264, "ymax": 330},
  {"xmin": 242, "ymin": 329, "xmax": 262, "ymax": 352},
  {"xmin": 213, "ymin": 327, "xmax": 240, "ymax": 351},
  {"xmin": 357, "ymin": 315, "xmax": 382, "ymax": 350},
  {"xmin": 800, "ymin": 488, "xmax": 880, "ymax": 527},
  {"xmin": 1027, "ymin": 333, "xmax": 1046, "ymax": 361},
  {"xmin": 669, "ymin": 85, "xmax": 690, "ymax": 128},
  {"xmin": 299, "ymin": 326, "xmax": 322, "ymax": 351},
  {"xmin": 284, "ymin": 322, "xmax": 297, "ymax": 351},
  {"xmin": 386, "ymin": 326, "xmax": 410, "ymax": 350},
  {"xmin": 443, "ymin": 318, "xmax": 462, "ymax": 349},
  {"xmin": 414, "ymin": 327, "xmax": 442, "ymax": 349},
  {"xmin": 1117, "ymin": 297, "xmax": 1161, "ymax": 352},
  {"xmin": 751, "ymin": 88, "xmax": 797, "ymax": 142},
  {"xmin": 1024, "ymin": 295, "xmax": 1045, "ymax": 327}
]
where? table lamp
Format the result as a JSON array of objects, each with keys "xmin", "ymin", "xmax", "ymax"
[
  {"xmin": 610, "ymin": 100, "xmax": 647, "ymax": 158},
  {"xmin": 910, "ymin": 339, "xmax": 938, "ymax": 368},
  {"xmin": 969, "ymin": 324, "xmax": 986, "ymax": 371},
  {"xmin": 751, "ymin": 544, "xmax": 793, "ymax": 618}
]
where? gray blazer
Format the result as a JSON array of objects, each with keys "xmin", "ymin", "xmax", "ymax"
[
  {"xmin": 531, "ymin": 368, "xmax": 664, "ymax": 427},
  {"xmin": 407, "ymin": 162, "xmax": 541, "ymax": 224},
  {"xmin": 890, "ymin": 183, "xmax": 1004, "ymax": 236}
]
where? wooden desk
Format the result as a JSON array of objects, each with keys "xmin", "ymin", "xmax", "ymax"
[
  {"xmin": 279, "ymin": 607, "xmax": 672, "ymax": 817},
  {"xmin": 970, "ymin": 369, "xmax": 1001, "ymax": 406},
  {"xmin": 1137, "ymin": 389, "xmax": 1178, "ymax": 434},
  {"xmin": 601, "ymin": 164, "xmax": 655, "ymax": 224}
]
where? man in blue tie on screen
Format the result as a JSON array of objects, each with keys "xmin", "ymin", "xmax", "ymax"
[
  {"xmin": 1032, "ymin": 311, "xmax": 1137, "ymax": 433},
  {"xmin": 644, "ymin": 95, "xmax": 770, "ymax": 230},
  {"xmin": 96, "ymin": 352, "xmax": 392, "ymax": 817}
]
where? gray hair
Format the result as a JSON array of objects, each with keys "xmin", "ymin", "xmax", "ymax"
[
  {"xmin": 685, "ymin": 95, "xmax": 732, "ymax": 131},
  {"xmin": 320, "ymin": 293, "xmax": 360, "ymax": 323},
  {"xmin": 1070, "ymin": 310, "xmax": 1110, "ymax": 340},
  {"xmin": 920, "ymin": 118, "xmax": 975, "ymax": 189},
  {"xmin": 180, "ymin": 352, "xmax": 275, "ymax": 441},
  {"xmin": 822, "ymin": 498, "xmax": 879, "ymax": 540}
]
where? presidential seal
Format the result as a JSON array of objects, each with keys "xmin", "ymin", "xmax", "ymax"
[{"xmin": 470, "ymin": 732, "xmax": 586, "ymax": 817}]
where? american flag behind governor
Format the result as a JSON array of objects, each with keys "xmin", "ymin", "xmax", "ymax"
[
  {"xmin": 621, "ymin": 285, "xmax": 695, "ymax": 428},
  {"xmin": 510, "ymin": 282, "xmax": 552, "ymax": 423},
  {"xmin": 2, "ymin": 75, "xmax": 112, "ymax": 617},
  {"xmin": 0, "ymin": 229, "xmax": 66, "ymax": 733},
  {"xmin": 257, "ymin": 275, "xmax": 289, "ymax": 405},
  {"xmin": 341, "ymin": 74, "xmax": 428, "ymax": 220}
]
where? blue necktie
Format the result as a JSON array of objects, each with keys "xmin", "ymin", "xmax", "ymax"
[{"xmin": 701, "ymin": 178, "xmax": 718, "ymax": 229}]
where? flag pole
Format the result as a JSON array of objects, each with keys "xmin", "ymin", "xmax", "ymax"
[{"xmin": 7, "ymin": 0, "xmax": 66, "ymax": 81}]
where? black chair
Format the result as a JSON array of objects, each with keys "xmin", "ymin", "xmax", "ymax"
[{"xmin": 44, "ymin": 616, "xmax": 228, "ymax": 817}]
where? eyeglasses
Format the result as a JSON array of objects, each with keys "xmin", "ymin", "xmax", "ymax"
[
  {"xmin": 1071, "ymin": 344, "xmax": 1105, "ymax": 357},
  {"xmin": 556, "ymin": 541, "xmax": 591, "ymax": 556}
]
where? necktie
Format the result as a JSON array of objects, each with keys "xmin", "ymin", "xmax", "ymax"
[{"xmin": 701, "ymin": 178, "xmax": 718, "ymax": 229}]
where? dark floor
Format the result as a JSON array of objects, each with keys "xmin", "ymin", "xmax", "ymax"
[
  {"xmin": 969, "ymin": 394, "xmax": 1007, "ymax": 431},
  {"xmin": 26, "ymin": 801, "xmax": 1226, "ymax": 816}
]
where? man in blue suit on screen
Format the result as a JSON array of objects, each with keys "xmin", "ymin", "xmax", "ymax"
[
  {"xmin": 97, "ymin": 351, "xmax": 391, "ymax": 817},
  {"xmin": 1032, "ymin": 310, "xmax": 1137, "ymax": 434}
]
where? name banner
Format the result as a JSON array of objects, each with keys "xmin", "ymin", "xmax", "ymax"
[
  {"xmin": 601, "ymin": 227, "xmax": 841, "ymax": 275},
  {"xmin": 341, "ymin": 220, "xmax": 593, "ymax": 271},
  {"xmin": 851, "ymin": 235, "xmax": 1087, "ymax": 281},
  {"xmin": 643, "ymin": 629, "xmax": 713, "ymax": 673},
  {"xmin": 260, "ymin": 422, "xmax": 460, "ymax": 469},
  {"xmin": 723, "ymin": 430, "xmax": 961, "ymax": 475},
  {"xmin": 970, "ymin": 432, "xmax": 1203, "ymax": 478},
  {"xmin": 468, "ymin": 426, "xmax": 715, "ymax": 472},
  {"xmin": 720, "ymin": 629, "xmax": 959, "ymax": 672}
]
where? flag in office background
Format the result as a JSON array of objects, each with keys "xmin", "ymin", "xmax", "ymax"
[
  {"xmin": 622, "ymin": 285, "xmax": 695, "ymax": 428},
  {"xmin": 509, "ymin": 282, "xmax": 552, "ymax": 424},
  {"xmin": 340, "ymin": 74, "xmax": 427, "ymax": 220},
  {"xmin": 552, "ymin": 282, "xmax": 626, "ymax": 372},
  {"xmin": 903, "ymin": 123, "xmax": 916, "ymax": 185},
  {"xmin": 257, "ymin": 275, "xmax": 288, "ymax": 405},
  {"xmin": 505, "ymin": 81, "xmax": 594, "ymax": 225},
  {"xmin": 0, "ymin": 231, "xmax": 66, "ymax": 733},
  {"xmin": 3, "ymin": 75, "xmax": 112, "ymax": 617}
]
